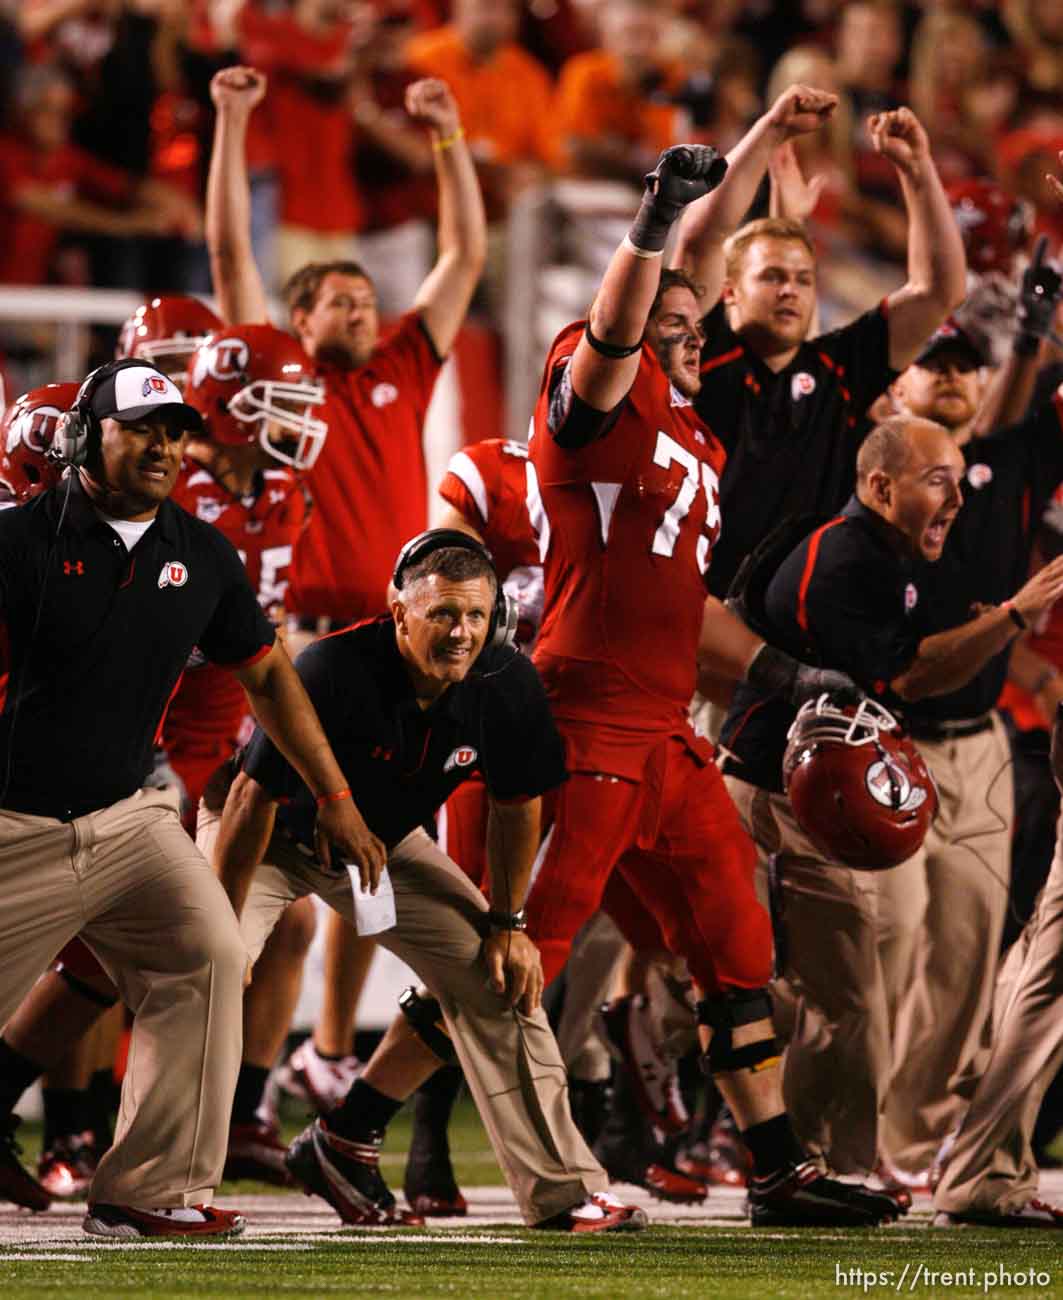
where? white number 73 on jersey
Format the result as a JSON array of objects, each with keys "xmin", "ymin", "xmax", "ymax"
[{"xmin": 650, "ymin": 431, "xmax": 721, "ymax": 573}]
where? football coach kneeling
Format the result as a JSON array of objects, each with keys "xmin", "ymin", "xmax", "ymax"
[{"xmin": 210, "ymin": 530, "xmax": 644, "ymax": 1233}]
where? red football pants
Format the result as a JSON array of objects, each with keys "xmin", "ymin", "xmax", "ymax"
[{"xmin": 526, "ymin": 735, "xmax": 771, "ymax": 994}]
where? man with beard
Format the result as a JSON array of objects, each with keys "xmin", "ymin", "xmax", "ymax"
[{"xmin": 878, "ymin": 246, "xmax": 1063, "ymax": 1187}]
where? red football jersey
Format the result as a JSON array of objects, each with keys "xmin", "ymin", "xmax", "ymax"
[
  {"xmin": 529, "ymin": 321, "xmax": 726, "ymax": 774},
  {"xmin": 288, "ymin": 312, "xmax": 442, "ymax": 624},
  {"xmin": 166, "ymin": 459, "xmax": 307, "ymax": 752},
  {"xmin": 438, "ymin": 437, "xmax": 544, "ymax": 650}
]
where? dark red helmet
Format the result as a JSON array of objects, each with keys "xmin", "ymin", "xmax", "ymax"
[
  {"xmin": 783, "ymin": 696, "xmax": 938, "ymax": 871},
  {"xmin": 117, "ymin": 296, "xmax": 223, "ymax": 390},
  {"xmin": 184, "ymin": 325, "xmax": 327, "ymax": 471},
  {"xmin": 0, "ymin": 382, "xmax": 79, "ymax": 502},
  {"xmin": 947, "ymin": 178, "xmax": 1031, "ymax": 276}
]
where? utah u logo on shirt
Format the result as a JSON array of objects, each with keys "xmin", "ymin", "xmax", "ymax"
[
  {"xmin": 444, "ymin": 746, "xmax": 478, "ymax": 773},
  {"xmin": 158, "ymin": 561, "xmax": 189, "ymax": 589}
]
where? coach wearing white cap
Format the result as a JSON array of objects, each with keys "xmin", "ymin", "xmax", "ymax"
[{"xmin": 0, "ymin": 357, "xmax": 376, "ymax": 1240}]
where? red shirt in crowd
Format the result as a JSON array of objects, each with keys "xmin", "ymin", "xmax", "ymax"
[
  {"xmin": 288, "ymin": 311, "xmax": 442, "ymax": 624},
  {"xmin": 0, "ymin": 135, "xmax": 131, "ymax": 284}
]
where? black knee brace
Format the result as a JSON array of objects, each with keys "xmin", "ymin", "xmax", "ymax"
[
  {"xmin": 398, "ymin": 987, "xmax": 458, "ymax": 1065},
  {"xmin": 697, "ymin": 988, "xmax": 778, "ymax": 1075}
]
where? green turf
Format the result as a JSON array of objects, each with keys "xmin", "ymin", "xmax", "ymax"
[
  {"xmin": 2, "ymin": 1227, "xmax": 1063, "ymax": 1299},
  {"xmin": 4, "ymin": 1102, "xmax": 1063, "ymax": 1297}
]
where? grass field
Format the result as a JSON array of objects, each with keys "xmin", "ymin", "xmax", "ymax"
[{"xmin": 1, "ymin": 1099, "xmax": 1062, "ymax": 1299}]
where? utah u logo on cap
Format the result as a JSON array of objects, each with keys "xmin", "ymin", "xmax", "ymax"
[
  {"xmin": 158, "ymin": 561, "xmax": 189, "ymax": 589},
  {"xmin": 143, "ymin": 376, "xmax": 169, "ymax": 396}
]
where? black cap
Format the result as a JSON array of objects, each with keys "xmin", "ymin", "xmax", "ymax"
[
  {"xmin": 90, "ymin": 363, "xmax": 203, "ymax": 433},
  {"xmin": 914, "ymin": 319, "xmax": 989, "ymax": 370}
]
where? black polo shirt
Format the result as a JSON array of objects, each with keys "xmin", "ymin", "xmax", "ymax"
[
  {"xmin": 721, "ymin": 497, "xmax": 921, "ymax": 793},
  {"xmin": 901, "ymin": 396, "xmax": 1063, "ymax": 725},
  {"xmin": 243, "ymin": 617, "xmax": 568, "ymax": 852},
  {"xmin": 0, "ymin": 477, "xmax": 275, "ymax": 820},
  {"xmin": 696, "ymin": 300, "xmax": 897, "ymax": 597}
]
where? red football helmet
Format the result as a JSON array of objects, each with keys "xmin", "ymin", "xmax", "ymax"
[
  {"xmin": 948, "ymin": 178, "xmax": 1032, "ymax": 276},
  {"xmin": 0, "ymin": 383, "xmax": 79, "ymax": 502},
  {"xmin": 117, "ymin": 296, "xmax": 223, "ymax": 390},
  {"xmin": 783, "ymin": 696, "xmax": 938, "ymax": 872},
  {"xmin": 185, "ymin": 325, "xmax": 327, "ymax": 471}
]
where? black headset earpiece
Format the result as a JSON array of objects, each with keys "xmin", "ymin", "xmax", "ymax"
[
  {"xmin": 51, "ymin": 358, "xmax": 152, "ymax": 468},
  {"xmin": 392, "ymin": 528, "xmax": 518, "ymax": 650}
]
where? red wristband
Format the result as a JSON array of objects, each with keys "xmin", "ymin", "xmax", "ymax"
[{"xmin": 316, "ymin": 788, "xmax": 352, "ymax": 809}]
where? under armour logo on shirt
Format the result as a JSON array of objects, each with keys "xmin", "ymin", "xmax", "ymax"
[{"xmin": 63, "ymin": 560, "xmax": 84, "ymax": 575}]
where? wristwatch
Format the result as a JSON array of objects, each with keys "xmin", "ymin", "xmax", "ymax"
[{"xmin": 486, "ymin": 907, "xmax": 527, "ymax": 932}]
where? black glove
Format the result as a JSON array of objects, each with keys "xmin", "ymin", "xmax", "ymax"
[
  {"xmin": 746, "ymin": 643, "xmax": 863, "ymax": 708},
  {"xmin": 628, "ymin": 144, "xmax": 728, "ymax": 254},
  {"xmin": 1015, "ymin": 234, "xmax": 1063, "ymax": 355},
  {"xmin": 790, "ymin": 664, "xmax": 864, "ymax": 709}
]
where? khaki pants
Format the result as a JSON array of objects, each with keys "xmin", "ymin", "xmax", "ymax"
[
  {"xmin": 934, "ymin": 806, "xmax": 1063, "ymax": 1214},
  {"xmin": 880, "ymin": 718, "xmax": 1012, "ymax": 1174},
  {"xmin": 227, "ymin": 819, "xmax": 606, "ymax": 1225},
  {"xmin": 725, "ymin": 775, "xmax": 924, "ymax": 1174},
  {"xmin": 0, "ymin": 788, "xmax": 246, "ymax": 1206}
]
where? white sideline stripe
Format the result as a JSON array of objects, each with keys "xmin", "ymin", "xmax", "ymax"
[{"xmin": 2, "ymin": 1252, "xmax": 94, "ymax": 1260}]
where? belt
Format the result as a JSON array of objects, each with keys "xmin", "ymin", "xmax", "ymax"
[{"xmin": 905, "ymin": 713, "xmax": 993, "ymax": 742}]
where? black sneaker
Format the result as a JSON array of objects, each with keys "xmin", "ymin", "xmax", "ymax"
[
  {"xmin": 285, "ymin": 1118, "xmax": 424, "ymax": 1226},
  {"xmin": 0, "ymin": 1116, "xmax": 51, "ymax": 1211},
  {"xmin": 749, "ymin": 1160, "xmax": 905, "ymax": 1227}
]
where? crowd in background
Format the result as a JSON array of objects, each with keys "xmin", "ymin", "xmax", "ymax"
[{"xmin": 3, "ymin": 0, "xmax": 1063, "ymax": 301}]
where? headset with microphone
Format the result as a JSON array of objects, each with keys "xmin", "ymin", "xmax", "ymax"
[{"xmin": 391, "ymin": 528, "xmax": 519, "ymax": 652}]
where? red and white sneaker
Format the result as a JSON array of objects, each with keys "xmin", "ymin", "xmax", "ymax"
[
  {"xmin": 535, "ymin": 1191, "xmax": 648, "ymax": 1234},
  {"xmin": 598, "ymin": 995, "xmax": 688, "ymax": 1136},
  {"xmin": 83, "ymin": 1203, "xmax": 246, "ymax": 1239},
  {"xmin": 38, "ymin": 1131, "xmax": 98, "ymax": 1200},
  {"xmin": 272, "ymin": 1041, "xmax": 363, "ymax": 1115},
  {"xmin": 933, "ymin": 1199, "xmax": 1063, "ymax": 1228}
]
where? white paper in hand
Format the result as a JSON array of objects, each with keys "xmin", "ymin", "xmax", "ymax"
[{"xmin": 345, "ymin": 863, "xmax": 397, "ymax": 935}]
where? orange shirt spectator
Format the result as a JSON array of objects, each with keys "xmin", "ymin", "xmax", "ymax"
[
  {"xmin": 406, "ymin": 22, "xmax": 552, "ymax": 170},
  {"xmin": 553, "ymin": 48, "xmax": 678, "ymax": 177}
]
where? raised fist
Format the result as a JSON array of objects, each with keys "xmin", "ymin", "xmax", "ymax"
[
  {"xmin": 210, "ymin": 66, "xmax": 267, "ymax": 116},
  {"xmin": 646, "ymin": 145, "xmax": 727, "ymax": 214},
  {"xmin": 404, "ymin": 78, "xmax": 459, "ymax": 137},
  {"xmin": 868, "ymin": 108, "xmax": 930, "ymax": 179}
]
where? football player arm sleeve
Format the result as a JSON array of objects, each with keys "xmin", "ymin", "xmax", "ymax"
[
  {"xmin": 211, "ymin": 769, "xmax": 277, "ymax": 918},
  {"xmin": 206, "ymin": 69, "xmax": 271, "ymax": 326}
]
